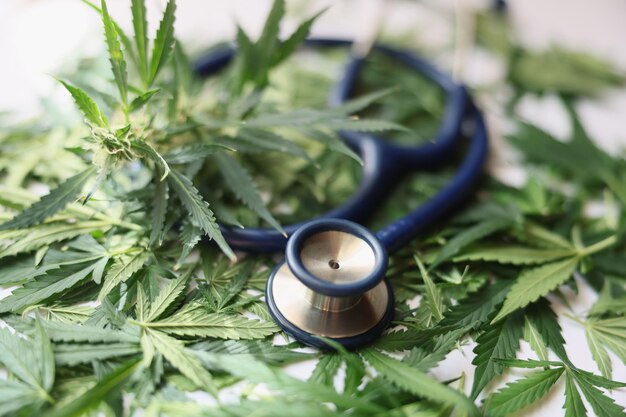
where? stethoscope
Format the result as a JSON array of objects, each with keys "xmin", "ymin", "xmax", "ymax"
[{"xmin": 194, "ymin": 38, "xmax": 488, "ymax": 349}]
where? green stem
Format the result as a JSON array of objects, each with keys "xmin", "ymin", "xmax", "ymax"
[{"xmin": 579, "ymin": 235, "xmax": 617, "ymax": 257}]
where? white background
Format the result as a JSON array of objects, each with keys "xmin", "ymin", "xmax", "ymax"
[{"xmin": 0, "ymin": 1, "xmax": 625, "ymax": 415}]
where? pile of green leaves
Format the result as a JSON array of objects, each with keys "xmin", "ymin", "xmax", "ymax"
[{"xmin": 0, "ymin": 1, "xmax": 625, "ymax": 416}]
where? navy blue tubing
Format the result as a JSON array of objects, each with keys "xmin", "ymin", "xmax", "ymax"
[{"xmin": 193, "ymin": 38, "xmax": 488, "ymax": 254}]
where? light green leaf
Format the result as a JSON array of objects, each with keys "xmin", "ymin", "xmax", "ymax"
[
  {"xmin": 42, "ymin": 358, "xmax": 140, "ymax": 417},
  {"xmin": 148, "ymin": 0, "xmax": 176, "ymax": 85},
  {"xmin": 524, "ymin": 316, "xmax": 549, "ymax": 361},
  {"xmin": 584, "ymin": 317, "xmax": 626, "ymax": 378},
  {"xmin": 58, "ymin": 80, "xmax": 108, "ymax": 127},
  {"xmin": 33, "ymin": 318, "xmax": 55, "ymax": 392},
  {"xmin": 146, "ymin": 329, "xmax": 215, "ymax": 391},
  {"xmin": 98, "ymin": 250, "xmax": 149, "ymax": 300},
  {"xmin": 204, "ymin": 353, "xmax": 379, "ymax": 412},
  {"xmin": 145, "ymin": 272, "xmax": 189, "ymax": 322},
  {"xmin": 492, "ymin": 257, "xmax": 579, "ymax": 322},
  {"xmin": 525, "ymin": 299, "xmax": 569, "ymax": 362},
  {"xmin": 415, "ymin": 255, "xmax": 444, "ymax": 323},
  {"xmin": 44, "ymin": 320, "xmax": 139, "ymax": 344},
  {"xmin": 0, "ymin": 166, "xmax": 97, "ymax": 231},
  {"xmin": 101, "ymin": 0, "xmax": 128, "ymax": 106},
  {"xmin": 362, "ymin": 349, "xmax": 480, "ymax": 417},
  {"xmin": 0, "ymin": 327, "xmax": 42, "ymax": 389},
  {"xmin": 214, "ymin": 153, "xmax": 284, "ymax": 235},
  {"xmin": 586, "ymin": 325, "xmax": 612, "ymax": 379},
  {"xmin": 453, "ymin": 245, "xmax": 577, "ymax": 265},
  {"xmin": 486, "ymin": 367, "xmax": 564, "ymax": 417},
  {"xmin": 167, "ymin": 169, "xmax": 234, "ymax": 260},
  {"xmin": 129, "ymin": 89, "xmax": 160, "ymax": 112},
  {"xmin": 146, "ymin": 305, "xmax": 276, "ymax": 340},
  {"xmin": 0, "ymin": 262, "xmax": 97, "ymax": 313},
  {"xmin": 131, "ymin": 0, "xmax": 149, "ymax": 81},
  {"xmin": 309, "ymin": 354, "xmax": 342, "ymax": 386},
  {"xmin": 54, "ymin": 342, "xmax": 140, "ymax": 366},
  {"xmin": 430, "ymin": 217, "xmax": 514, "ymax": 269}
]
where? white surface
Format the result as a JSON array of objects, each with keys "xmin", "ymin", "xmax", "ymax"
[{"xmin": 1, "ymin": 1, "xmax": 625, "ymax": 415}]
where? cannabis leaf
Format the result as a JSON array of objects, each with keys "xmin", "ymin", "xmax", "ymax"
[
  {"xmin": 0, "ymin": 166, "xmax": 97, "ymax": 231},
  {"xmin": 98, "ymin": 250, "xmax": 149, "ymax": 300},
  {"xmin": 58, "ymin": 80, "xmax": 108, "ymax": 127},
  {"xmin": 0, "ymin": 323, "xmax": 55, "ymax": 416},
  {"xmin": 101, "ymin": 0, "xmax": 128, "ymax": 107},
  {"xmin": 493, "ymin": 257, "xmax": 578, "ymax": 322},
  {"xmin": 429, "ymin": 217, "xmax": 515, "ymax": 269},
  {"xmin": 167, "ymin": 169, "xmax": 234, "ymax": 260},
  {"xmin": 42, "ymin": 358, "xmax": 140, "ymax": 417},
  {"xmin": 584, "ymin": 317, "xmax": 626, "ymax": 379},
  {"xmin": 486, "ymin": 367, "xmax": 564, "ymax": 417},
  {"xmin": 471, "ymin": 312, "xmax": 523, "ymax": 399},
  {"xmin": 148, "ymin": 0, "xmax": 176, "ymax": 85},
  {"xmin": 362, "ymin": 349, "xmax": 480, "ymax": 416},
  {"xmin": 214, "ymin": 152, "xmax": 284, "ymax": 234},
  {"xmin": 143, "ymin": 305, "xmax": 277, "ymax": 340}
]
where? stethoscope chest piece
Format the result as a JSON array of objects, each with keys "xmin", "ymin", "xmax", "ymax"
[{"xmin": 266, "ymin": 219, "xmax": 394, "ymax": 349}]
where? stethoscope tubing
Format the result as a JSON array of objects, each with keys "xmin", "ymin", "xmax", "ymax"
[{"xmin": 193, "ymin": 38, "xmax": 488, "ymax": 254}]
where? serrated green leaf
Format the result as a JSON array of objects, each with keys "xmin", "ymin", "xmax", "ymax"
[
  {"xmin": 191, "ymin": 340, "xmax": 311, "ymax": 365},
  {"xmin": 58, "ymin": 80, "xmax": 108, "ymax": 127},
  {"xmin": 54, "ymin": 342, "xmax": 140, "ymax": 366},
  {"xmin": 146, "ymin": 329, "xmax": 215, "ymax": 391},
  {"xmin": 415, "ymin": 255, "xmax": 444, "ymax": 323},
  {"xmin": 131, "ymin": 0, "xmax": 148, "ymax": 81},
  {"xmin": 148, "ymin": 0, "xmax": 176, "ymax": 85},
  {"xmin": 564, "ymin": 372, "xmax": 587, "ymax": 417},
  {"xmin": 101, "ymin": 0, "xmax": 128, "ymax": 106},
  {"xmin": 362, "ymin": 349, "xmax": 479, "ymax": 416},
  {"xmin": 524, "ymin": 316, "xmax": 549, "ymax": 361},
  {"xmin": 430, "ymin": 217, "xmax": 514, "ymax": 269},
  {"xmin": 525, "ymin": 299, "xmax": 569, "ymax": 362},
  {"xmin": 584, "ymin": 317, "xmax": 626, "ymax": 378},
  {"xmin": 33, "ymin": 318, "xmax": 55, "ymax": 392},
  {"xmin": 495, "ymin": 358, "xmax": 563, "ymax": 368},
  {"xmin": 272, "ymin": 8, "xmax": 325, "ymax": 66},
  {"xmin": 571, "ymin": 370, "xmax": 626, "ymax": 417},
  {"xmin": 493, "ymin": 257, "xmax": 579, "ymax": 322},
  {"xmin": 44, "ymin": 320, "xmax": 139, "ymax": 344},
  {"xmin": 176, "ymin": 221, "xmax": 201, "ymax": 268},
  {"xmin": 471, "ymin": 312, "xmax": 523, "ymax": 399},
  {"xmin": 235, "ymin": 128, "xmax": 311, "ymax": 160},
  {"xmin": 145, "ymin": 272, "xmax": 189, "ymax": 322},
  {"xmin": 438, "ymin": 279, "xmax": 513, "ymax": 330},
  {"xmin": 163, "ymin": 144, "xmax": 230, "ymax": 164},
  {"xmin": 0, "ymin": 166, "xmax": 97, "ymax": 231},
  {"xmin": 309, "ymin": 354, "xmax": 342, "ymax": 386},
  {"xmin": 573, "ymin": 368, "xmax": 626, "ymax": 389},
  {"xmin": 204, "ymin": 353, "xmax": 380, "ymax": 412},
  {"xmin": 486, "ymin": 367, "xmax": 564, "ymax": 417},
  {"xmin": 0, "ymin": 262, "xmax": 97, "ymax": 313},
  {"xmin": 168, "ymin": 169, "xmax": 234, "ymax": 260},
  {"xmin": 149, "ymin": 176, "xmax": 168, "ymax": 247},
  {"xmin": 146, "ymin": 306, "xmax": 276, "ymax": 340},
  {"xmin": 214, "ymin": 152, "xmax": 284, "ymax": 234},
  {"xmin": 129, "ymin": 89, "xmax": 160, "ymax": 112},
  {"xmin": 0, "ymin": 327, "xmax": 42, "ymax": 390},
  {"xmin": 98, "ymin": 250, "xmax": 149, "ymax": 300},
  {"xmin": 453, "ymin": 245, "xmax": 577, "ymax": 265},
  {"xmin": 42, "ymin": 358, "xmax": 140, "ymax": 417}
]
